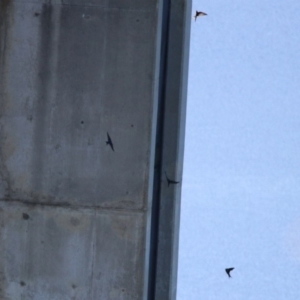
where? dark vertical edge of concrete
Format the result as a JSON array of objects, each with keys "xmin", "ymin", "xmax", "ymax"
[
  {"xmin": 146, "ymin": 0, "xmax": 171, "ymax": 298},
  {"xmin": 142, "ymin": 0, "xmax": 165, "ymax": 299},
  {"xmin": 150, "ymin": 0, "xmax": 192, "ymax": 299}
]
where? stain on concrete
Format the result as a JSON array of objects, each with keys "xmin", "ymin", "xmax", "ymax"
[
  {"xmin": 22, "ymin": 213, "xmax": 30, "ymax": 220},
  {"xmin": 0, "ymin": 0, "xmax": 13, "ymax": 89},
  {"xmin": 20, "ymin": 281, "xmax": 26, "ymax": 287},
  {"xmin": 101, "ymin": 199, "xmax": 137, "ymax": 210},
  {"xmin": 0, "ymin": 0, "xmax": 10, "ymax": 11},
  {"xmin": 0, "ymin": 127, "xmax": 16, "ymax": 197},
  {"xmin": 1, "ymin": 132, "xmax": 17, "ymax": 161},
  {"xmin": 31, "ymin": 3, "xmax": 54, "ymax": 192},
  {"xmin": 0, "ymin": 269, "xmax": 7, "ymax": 299},
  {"xmin": 56, "ymin": 213, "xmax": 91, "ymax": 233},
  {"xmin": 70, "ymin": 217, "xmax": 80, "ymax": 227},
  {"xmin": 111, "ymin": 215, "xmax": 139, "ymax": 242}
]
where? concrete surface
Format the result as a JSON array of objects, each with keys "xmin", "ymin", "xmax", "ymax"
[
  {"xmin": 151, "ymin": 0, "xmax": 192, "ymax": 298},
  {"xmin": 0, "ymin": 0, "xmax": 191, "ymax": 299}
]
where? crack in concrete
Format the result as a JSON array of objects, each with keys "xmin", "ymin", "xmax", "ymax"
[{"xmin": 0, "ymin": 197, "xmax": 147, "ymax": 213}]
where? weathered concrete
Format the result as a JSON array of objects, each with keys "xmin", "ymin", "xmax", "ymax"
[
  {"xmin": 0, "ymin": 203, "xmax": 145, "ymax": 299},
  {"xmin": 0, "ymin": 0, "xmax": 191, "ymax": 299}
]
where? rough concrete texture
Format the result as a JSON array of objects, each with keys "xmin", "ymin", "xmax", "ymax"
[
  {"xmin": 0, "ymin": 0, "xmax": 191, "ymax": 299},
  {"xmin": 0, "ymin": 0, "xmax": 157, "ymax": 209},
  {"xmin": 0, "ymin": 203, "xmax": 145, "ymax": 299}
]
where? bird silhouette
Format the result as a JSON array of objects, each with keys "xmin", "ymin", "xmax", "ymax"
[
  {"xmin": 194, "ymin": 11, "xmax": 207, "ymax": 21},
  {"xmin": 106, "ymin": 132, "xmax": 114, "ymax": 151},
  {"xmin": 165, "ymin": 172, "xmax": 180, "ymax": 187},
  {"xmin": 225, "ymin": 268, "xmax": 234, "ymax": 278}
]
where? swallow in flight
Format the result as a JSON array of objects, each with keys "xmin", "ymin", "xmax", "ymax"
[
  {"xmin": 165, "ymin": 172, "xmax": 180, "ymax": 187},
  {"xmin": 194, "ymin": 11, "xmax": 207, "ymax": 21},
  {"xmin": 106, "ymin": 132, "xmax": 114, "ymax": 152},
  {"xmin": 225, "ymin": 268, "xmax": 234, "ymax": 278}
]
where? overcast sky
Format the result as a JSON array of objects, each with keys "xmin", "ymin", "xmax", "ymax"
[{"xmin": 177, "ymin": 1, "xmax": 300, "ymax": 299}]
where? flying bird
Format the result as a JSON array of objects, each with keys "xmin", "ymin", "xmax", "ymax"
[
  {"xmin": 165, "ymin": 172, "xmax": 180, "ymax": 187},
  {"xmin": 225, "ymin": 268, "xmax": 234, "ymax": 278},
  {"xmin": 106, "ymin": 132, "xmax": 114, "ymax": 152},
  {"xmin": 194, "ymin": 11, "xmax": 207, "ymax": 21}
]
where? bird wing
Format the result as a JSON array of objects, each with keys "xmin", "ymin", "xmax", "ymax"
[
  {"xmin": 107, "ymin": 133, "xmax": 111, "ymax": 142},
  {"xmin": 226, "ymin": 268, "xmax": 234, "ymax": 274}
]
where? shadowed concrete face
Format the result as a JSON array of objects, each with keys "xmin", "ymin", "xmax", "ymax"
[
  {"xmin": 0, "ymin": 0, "xmax": 160, "ymax": 299},
  {"xmin": 0, "ymin": 1, "xmax": 157, "ymax": 209},
  {"xmin": 0, "ymin": 0, "xmax": 191, "ymax": 299},
  {"xmin": 0, "ymin": 203, "xmax": 145, "ymax": 299}
]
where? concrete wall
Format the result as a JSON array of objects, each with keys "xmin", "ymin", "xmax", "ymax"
[{"xmin": 0, "ymin": 0, "xmax": 191, "ymax": 299}]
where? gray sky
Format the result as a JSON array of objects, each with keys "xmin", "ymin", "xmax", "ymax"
[{"xmin": 178, "ymin": 1, "xmax": 300, "ymax": 299}]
